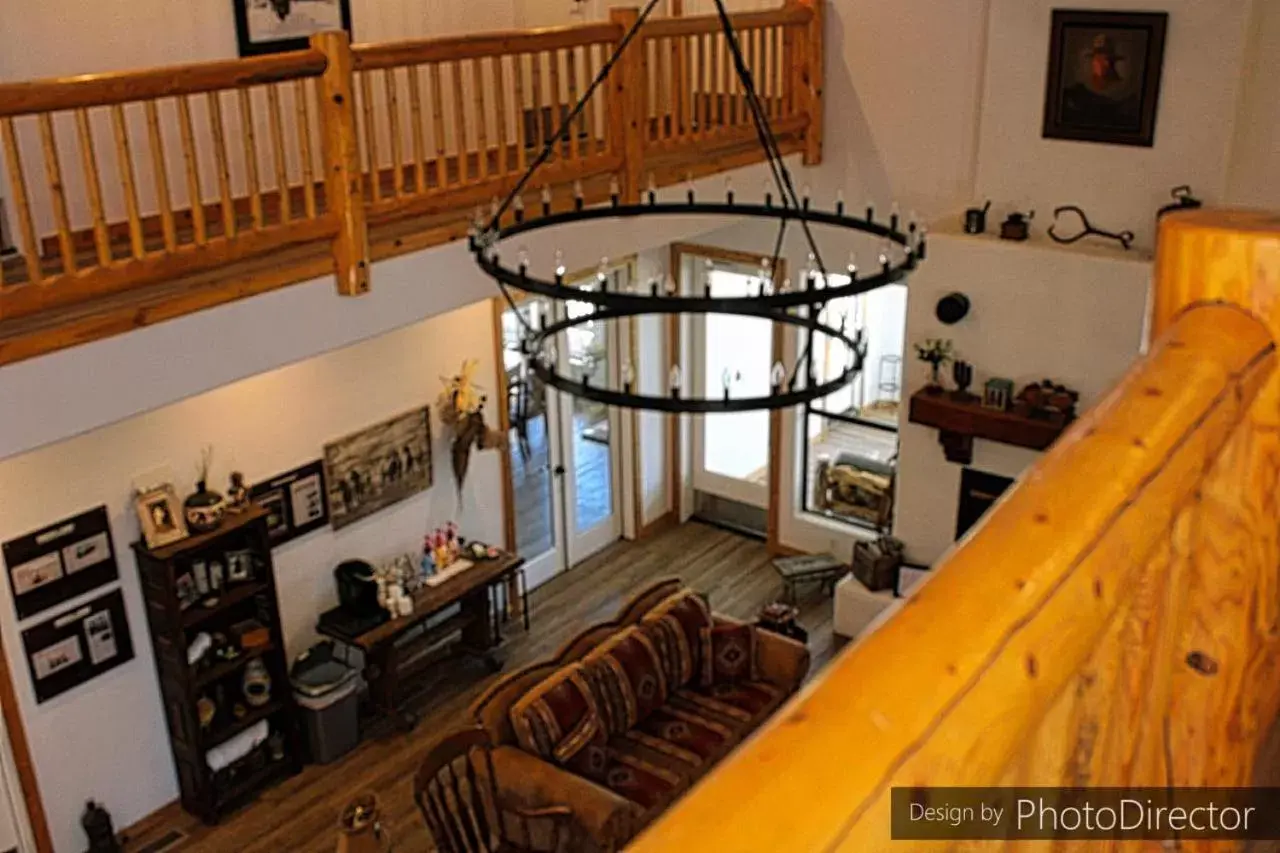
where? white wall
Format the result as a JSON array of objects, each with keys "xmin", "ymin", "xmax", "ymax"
[
  {"xmin": 892, "ymin": 222, "xmax": 1150, "ymax": 565},
  {"xmin": 975, "ymin": 0, "xmax": 1253, "ymax": 251},
  {"xmin": 0, "ymin": 300, "xmax": 505, "ymax": 853},
  {"xmin": 1226, "ymin": 0, "xmax": 1280, "ymax": 208}
]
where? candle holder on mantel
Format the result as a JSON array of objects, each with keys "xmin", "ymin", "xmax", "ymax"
[{"xmin": 951, "ymin": 360, "xmax": 977, "ymax": 403}]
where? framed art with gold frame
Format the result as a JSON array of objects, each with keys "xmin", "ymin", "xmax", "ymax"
[{"xmin": 135, "ymin": 484, "xmax": 189, "ymax": 550}]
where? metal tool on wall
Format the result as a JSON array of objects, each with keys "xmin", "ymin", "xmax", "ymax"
[
  {"xmin": 1157, "ymin": 185, "xmax": 1203, "ymax": 221},
  {"xmin": 1048, "ymin": 205, "xmax": 1134, "ymax": 250}
]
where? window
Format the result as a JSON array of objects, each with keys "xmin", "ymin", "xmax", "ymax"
[{"xmin": 801, "ymin": 279, "xmax": 907, "ymax": 530}]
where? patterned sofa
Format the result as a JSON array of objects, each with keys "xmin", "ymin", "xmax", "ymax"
[{"xmin": 469, "ymin": 579, "xmax": 810, "ymax": 852}]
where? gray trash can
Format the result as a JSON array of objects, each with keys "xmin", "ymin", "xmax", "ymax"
[{"xmin": 292, "ymin": 645, "xmax": 360, "ymax": 764}]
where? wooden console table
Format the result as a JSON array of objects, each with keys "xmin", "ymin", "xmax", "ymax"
[
  {"xmin": 317, "ymin": 552, "xmax": 527, "ymax": 729},
  {"xmin": 908, "ymin": 389, "xmax": 1069, "ymax": 464}
]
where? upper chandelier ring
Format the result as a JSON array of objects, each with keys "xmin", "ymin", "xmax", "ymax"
[{"xmin": 470, "ymin": 191, "xmax": 927, "ymax": 311}]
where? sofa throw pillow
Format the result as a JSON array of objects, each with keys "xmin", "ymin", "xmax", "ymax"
[
  {"xmin": 640, "ymin": 589, "xmax": 712, "ymax": 689},
  {"xmin": 701, "ymin": 623, "xmax": 759, "ymax": 687},
  {"xmin": 582, "ymin": 626, "xmax": 668, "ymax": 735},
  {"xmin": 509, "ymin": 663, "xmax": 603, "ymax": 765}
]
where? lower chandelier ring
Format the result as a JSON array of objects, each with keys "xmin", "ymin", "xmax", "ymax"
[{"xmin": 522, "ymin": 304, "xmax": 866, "ymax": 415}]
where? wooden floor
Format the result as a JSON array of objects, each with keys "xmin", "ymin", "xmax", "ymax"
[{"xmin": 122, "ymin": 522, "xmax": 839, "ymax": 853}]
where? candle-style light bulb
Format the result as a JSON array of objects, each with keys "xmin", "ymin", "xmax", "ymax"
[
  {"xmin": 597, "ymin": 257, "xmax": 609, "ymax": 283},
  {"xmin": 647, "ymin": 173, "xmax": 658, "ymax": 204},
  {"xmin": 918, "ymin": 226, "xmax": 929, "ymax": 260},
  {"xmin": 780, "ymin": 276, "xmax": 792, "ymax": 293},
  {"xmin": 836, "ymin": 189, "xmax": 846, "ymax": 216},
  {"xmin": 517, "ymin": 245, "xmax": 530, "ymax": 273},
  {"xmin": 574, "ymin": 179, "xmax": 585, "ymax": 210},
  {"xmin": 891, "ymin": 201, "xmax": 901, "ymax": 231},
  {"xmin": 541, "ymin": 185, "xmax": 553, "ymax": 215},
  {"xmin": 802, "ymin": 184, "xmax": 812, "ymax": 209},
  {"xmin": 544, "ymin": 344, "xmax": 558, "ymax": 368},
  {"xmin": 879, "ymin": 241, "xmax": 891, "ymax": 269},
  {"xmin": 771, "ymin": 361, "xmax": 786, "ymax": 388},
  {"xmin": 649, "ymin": 278, "xmax": 660, "ymax": 296},
  {"xmin": 865, "ymin": 198, "xmax": 875, "ymax": 222},
  {"xmin": 846, "ymin": 251, "xmax": 858, "ymax": 279},
  {"xmin": 687, "ymin": 173, "xmax": 696, "ymax": 204},
  {"xmin": 622, "ymin": 360, "xmax": 635, "ymax": 391},
  {"xmin": 554, "ymin": 248, "xmax": 566, "ymax": 281},
  {"xmin": 763, "ymin": 179, "xmax": 774, "ymax": 207},
  {"xmin": 725, "ymin": 176, "xmax": 735, "ymax": 204},
  {"xmin": 490, "ymin": 196, "xmax": 500, "ymax": 218},
  {"xmin": 721, "ymin": 368, "xmax": 733, "ymax": 399},
  {"xmin": 664, "ymin": 273, "xmax": 678, "ymax": 296},
  {"xmin": 609, "ymin": 176, "xmax": 621, "ymax": 205},
  {"xmin": 513, "ymin": 194, "xmax": 525, "ymax": 222},
  {"xmin": 670, "ymin": 364, "xmax": 682, "ymax": 395}
]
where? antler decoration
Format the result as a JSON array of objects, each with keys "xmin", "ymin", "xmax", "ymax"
[{"xmin": 437, "ymin": 360, "xmax": 504, "ymax": 493}]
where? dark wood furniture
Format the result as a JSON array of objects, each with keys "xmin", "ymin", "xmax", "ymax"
[
  {"xmin": 771, "ymin": 554, "xmax": 847, "ymax": 604},
  {"xmin": 317, "ymin": 552, "xmax": 527, "ymax": 729},
  {"xmin": 908, "ymin": 389, "xmax": 1070, "ymax": 464},
  {"xmin": 414, "ymin": 726, "xmax": 574, "ymax": 853},
  {"xmin": 132, "ymin": 504, "xmax": 302, "ymax": 824}
]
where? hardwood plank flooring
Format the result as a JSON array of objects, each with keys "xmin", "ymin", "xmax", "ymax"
[{"xmin": 121, "ymin": 522, "xmax": 838, "ymax": 853}]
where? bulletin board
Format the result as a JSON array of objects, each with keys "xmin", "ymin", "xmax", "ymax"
[
  {"xmin": 2, "ymin": 506, "xmax": 119, "ymax": 620},
  {"xmin": 21, "ymin": 588, "xmax": 134, "ymax": 704}
]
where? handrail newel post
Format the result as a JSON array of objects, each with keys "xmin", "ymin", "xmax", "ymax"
[
  {"xmin": 609, "ymin": 8, "xmax": 645, "ymax": 204},
  {"xmin": 313, "ymin": 30, "xmax": 372, "ymax": 296}
]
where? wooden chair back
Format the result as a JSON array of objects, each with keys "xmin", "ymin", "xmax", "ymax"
[{"xmin": 413, "ymin": 727, "xmax": 504, "ymax": 853}]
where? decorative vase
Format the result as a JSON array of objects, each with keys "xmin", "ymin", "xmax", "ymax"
[
  {"xmin": 82, "ymin": 800, "xmax": 121, "ymax": 853},
  {"xmin": 184, "ymin": 480, "xmax": 225, "ymax": 533},
  {"xmin": 242, "ymin": 659, "xmax": 272, "ymax": 708}
]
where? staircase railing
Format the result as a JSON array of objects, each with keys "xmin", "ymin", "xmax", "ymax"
[
  {"xmin": 629, "ymin": 209, "xmax": 1280, "ymax": 852},
  {"xmin": 0, "ymin": 1, "xmax": 821, "ymax": 338}
]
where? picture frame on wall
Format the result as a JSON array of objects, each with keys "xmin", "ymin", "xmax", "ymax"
[
  {"xmin": 324, "ymin": 406, "xmax": 433, "ymax": 531},
  {"xmin": 250, "ymin": 459, "xmax": 330, "ymax": 547},
  {"xmin": 1042, "ymin": 10, "xmax": 1168, "ymax": 148},
  {"xmin": 233, "ymin": 0, "xmax": 353, "ymax": 57},
  {"xmin": 22, "ymin": 588, "xmax": 134, "ymax": 704},
  {"xmin": 2, "ymin": 507, "xmax": 121, "ymax": 620}
]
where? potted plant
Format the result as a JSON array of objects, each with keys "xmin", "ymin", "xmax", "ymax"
[{"xmin": 914, "ymin": 339, "xmax": 955, "ymax": 393}]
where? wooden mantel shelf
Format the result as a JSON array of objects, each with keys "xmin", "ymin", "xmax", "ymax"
[{"xmin": 908, "ymin": 388, "xmax": 1069, "ymax": 464}]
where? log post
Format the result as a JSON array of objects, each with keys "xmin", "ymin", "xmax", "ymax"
[
  {"xmin": 795, "ymin": 0, "xmax": 823, "ymax": 165},
  {"xmin": 313, "ymin": 31, "xmax": 371, "ymax": 296},
  {"xmin": 609, "ymin": 8, "xmax": 644, "ymax": 204}
]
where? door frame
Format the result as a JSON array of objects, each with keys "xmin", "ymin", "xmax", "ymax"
[{"xmin": 668, "ymin": 242, "xmax": 787, "ymax": 553}]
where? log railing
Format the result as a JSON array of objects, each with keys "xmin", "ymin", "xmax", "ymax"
[
  {"xmin": 0, "ymin": 0, "xmax": 821, "ymax": 341},
  {"xmin": 630, "ymin": 209, "xmax": 1280, "ymax": 852}
]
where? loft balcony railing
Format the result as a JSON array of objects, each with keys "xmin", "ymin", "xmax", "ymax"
[
  {"xmin": 0, "ymin": 0, "xmax": 822, "ymax": 365},
  {"xmin": 630, "ymin": 209, "xmax": 1280, "ymax": 853}
]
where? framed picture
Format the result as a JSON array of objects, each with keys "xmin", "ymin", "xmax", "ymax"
[
  {"xmin": 1042, "ymin": 10, "xmax": 1168, "ymax": 147},
  {"xmin": 3, "ymin": 507, "xmax": 120, "ymax": 620},
  {"xmin": 251, "ymin": 460, "xmax": 330, "ymax": 547},
  {"xmin": 325, "ymin": 406, "xmax": 433, "ymax": 531},
  {"xmin": 135, "ymin": 485, "xmax": 189, "ymax": 550},
  {"xmin": 22, "ymin": 588, "xmax": 134, "ymax": 704},
  {"xmin": 233, "ymin": 0, "xmax": 353, "ymax": 57}
]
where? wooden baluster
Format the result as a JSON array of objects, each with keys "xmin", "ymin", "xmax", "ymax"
[
  {"xmin": 671, "ymin": 32, "xmax": 683, "ymax": 140},
  {"xmin": 492, "ymin": 55, "xmax": 509, "ymax": 174},
  {"xmin": 359, "ymin": 72, "xmax": 381, "ymax": 202},
  {"xmin": 110, "ymin": 104, "xmax": 146, "ymax": 259},
  {"xmin": 451, "ymin": 60, "xmax": 468, "ymax": 183},
  {"xmin": 237, "ymin": 89, "xmax": 264, "ymax": 230},
  {"xmin": 177, "ymin": 95, "xmax": 207, "ymax": 245},
  {"xmin": 530, "ymin": 51, "xmax": 544, "ymax": 162},
  {"xmin": 700, "ymin": 33, "xmax": 711, "ymax": 139},
  {"xmin": 266, "ymin": 83, "xmax": 292, "ymax": 224},
  {"xmin": 37, "ymin": 114, "xmax": 77, "ymax": 274},
  {"xmin": 473, "ymin": 57, "xmax": 490, "ymax": 180},
  {"xmin": 766, "ymin": 26, "xmax": 777, "ymax": 118},
  {"xmin": 429, "ymin": 63, "xmax": 447, "ymax": 188},
  {"xmin": 512, "ymin": 53, "xmax": 528, "ymax": 171},
  {"xmin": 74, "ymin": 109, "xmax": 113, "ymax": 265},
  {"xmin": 803, "ymin": 0, "xmax": 824, "ymax": 164},
  {"xmin": 682, "ymin": 34, "xmax": 693, "ymax": 140},
  {"xmin": 313, "ymin": 30, "xmax": 370, "ymax": 296},
  {"xmin": 744, "ymin": 28, "xmax": 757, "ymax": 125},
  {"xmin": 721, "ymin": 31, "xmax": 732, "ymax": 127},
  {"xmin": 143, "ymin": 102, "xmax": 177, "ymax": 251},
  {"xmin": 563, "ymin": 48, "xmax": 578, "ymax": 161},
  {"xmin": 384, "ymin": 68, "xmax": 404, "ymax": 197},
  {"xmin": 294, "ymin": 79, "xmax": 317, "ymax": 218},
  {"xmin": 407, "ymin": 65, "xmax": 427, "ymax": 192},
  {"xmin": 206, "ymin": 92, "xmax": 236, "ymax": 239},
  {"xmin": 1, "ymin": 117, "xmax": 44, "ymax": 284},
  {"xmin": 549, "ymin": 49, "xmax": 564, "ymax": 160},
  {"xmin": 782, "ymin": 19, "xmax": 795, "ymax": 117}
]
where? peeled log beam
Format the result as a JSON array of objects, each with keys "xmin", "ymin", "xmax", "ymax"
[{"xmin": 629, "ymin": 303, "xmax": 1275, "ymax": 853}]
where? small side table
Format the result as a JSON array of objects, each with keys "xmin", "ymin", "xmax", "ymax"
[{"xmin": 756, "ymin": 602, "xmax": 809, "ymax": 644}]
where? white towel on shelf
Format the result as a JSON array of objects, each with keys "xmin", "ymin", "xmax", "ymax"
[{"xmin": 206, "ymin": 720, "xmax": 270, "ymax": 772}]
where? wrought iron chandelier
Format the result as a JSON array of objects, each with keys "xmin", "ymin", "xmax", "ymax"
[{"xmin": 470, "ymin": 0, "xmax": 926, "ymax": 414}]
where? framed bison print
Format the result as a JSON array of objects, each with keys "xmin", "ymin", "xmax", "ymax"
[{"xmin": 234, "ymin": 0, "xmax": 353, "ymax": 57}]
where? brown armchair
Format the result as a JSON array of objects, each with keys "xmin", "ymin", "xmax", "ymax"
[{"xmin": 415, "ymin": 726, "xmax": 580, "ymax": 852}]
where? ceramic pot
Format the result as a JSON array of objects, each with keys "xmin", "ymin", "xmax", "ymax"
[
  {"xmin": 184, "ymin": 481, "xmax": 225, "ymax": 533},
  {"xmin": 242, "ymin": 659, "xmax": 272, "ymax": 708}
]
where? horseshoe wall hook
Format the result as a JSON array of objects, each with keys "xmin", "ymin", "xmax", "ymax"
[{"xmin": 1047, "ymin": 205, "xmax": 1134, "ymax": 251}]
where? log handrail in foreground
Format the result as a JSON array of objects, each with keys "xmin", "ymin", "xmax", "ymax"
[
  {"xmin": 0, "ymin": 0, "xmax": 822, "ymax": 363},
  {"xmin": 630, "ymin": 209, "xmax": 1280, "ymax": 852}
]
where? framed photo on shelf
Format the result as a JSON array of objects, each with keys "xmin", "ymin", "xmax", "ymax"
[
  {"xmin": 251, "ymin": 459, "xmax": 329, "ymax": 547},
  {"xmin": 1042, "ymin": 10, "xmax": 1168, "ymax": 147},
  {"xmin": 233, "ymin": 0, "xmax": 353, "ymax": 57},
  {"xmin": 135, "ymin": 485, "xmax": 188, "ymax": 551}
]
